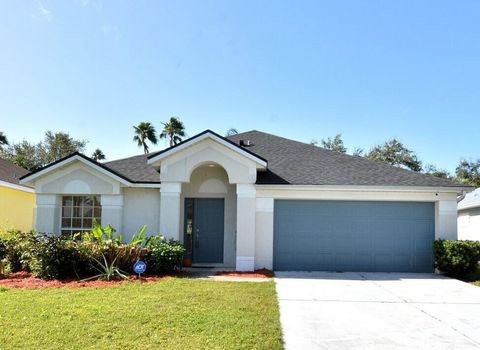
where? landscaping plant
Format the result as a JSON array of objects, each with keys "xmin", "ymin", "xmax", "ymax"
[
  {"xmin": 433, "ymin": 239, "xmax": 480, "ymax": 276},
  {"xmin": 145, "ymin": 236, "xmax": 185, "ymax": 274},
  {"xmin": 82, "ymin": 252, "xmax": 129, "ymax": 281}
]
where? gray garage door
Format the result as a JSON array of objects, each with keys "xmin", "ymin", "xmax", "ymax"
[{"xmin": 273, "ymin": 200, "xmax": 435, "ymax": 272}]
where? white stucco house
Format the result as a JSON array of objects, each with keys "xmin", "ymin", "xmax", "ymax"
[
  {"xmin": 20, "ymin": 130, "xmax": 471, "ymax": 272},
  {"xmin": 458, "ymin": 188, "xmax": 480, "ymax": 241}
]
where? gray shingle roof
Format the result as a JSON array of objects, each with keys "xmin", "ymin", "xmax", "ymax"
[
  {"xmin": 104, "ymin": 154, "xmax": 160, "ymax": 183},
  {"xmin": 0, "ymin": 158, "xmax": 30, "ymax": 185},
  {"xmin": 100, "ymin": 130, "xmax": 464, "ymax": 187},
  {"xmin": 227, "ymin": 130, "xmax": 463, "ymax": 187}
]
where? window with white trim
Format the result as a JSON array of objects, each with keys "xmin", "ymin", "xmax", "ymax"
[{"xmin": 61, "ymin": 195, "xmax": 101, "ymax": 235}]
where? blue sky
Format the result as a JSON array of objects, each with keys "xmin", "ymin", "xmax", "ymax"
[{"xmin": 0, "ymin": 1, "xmax": 479, "ymax": 172}]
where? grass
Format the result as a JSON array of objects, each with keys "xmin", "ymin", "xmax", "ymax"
[{"xmin": 0, "ymin": 278, "xmax": 283, "ymax": 350}]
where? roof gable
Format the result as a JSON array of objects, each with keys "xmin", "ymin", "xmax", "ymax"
[
  {"xmin": 19, "ymin": 153, "xmax": 133, "ymax": 186},
  {"xmin": 147, "ymin": 130, "xmax": 267, "ymax": 167}
]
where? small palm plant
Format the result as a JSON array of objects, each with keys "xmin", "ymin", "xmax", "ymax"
[
  {"xmin": 160, "ymin": 117, "xmax": 186, "ymax": 147},
  {"xmin": 83, "ymin": 253, "xmax": 128, "ymax": 281},
  {"xmin": 133, "ymin": 122, "xmax": 158, "ymax": 154}
]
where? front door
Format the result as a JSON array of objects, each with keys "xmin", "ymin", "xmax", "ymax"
[{"xmin": 184, "ymin": 198, "xmax": 225, "ymax": 264}]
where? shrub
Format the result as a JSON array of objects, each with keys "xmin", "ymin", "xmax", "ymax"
[
  {"xmin": 29, "ymin": 234, "xmax": 94, "ymax": 280},
  {"xmin": 145, "ymin": 236, "xmax": 185, "ymax": 274},
  {"xmin": 0, "ymin": 231, "xmax": 36, "ymax": 272},
  {"xmin": 433, "ymin": 240, "xmax": 480, "ymax": 276}
]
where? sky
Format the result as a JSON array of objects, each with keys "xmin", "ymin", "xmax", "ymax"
[{"xmin": 0, "ymin": 1, "xmax": 479, "ymax": 173}]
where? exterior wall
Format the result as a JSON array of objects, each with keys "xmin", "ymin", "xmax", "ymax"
[
  {"xmin": 30, "ymin": 161, "xmax": 124, "ymax": 234},
  {"xmin": 458, "ymin": 208, "xmax": 480, "ymax": 241},
  {"xmin": 180, "ymin": 166, "xmax": 237, "ymax": 267},
  {"xmin": 254, "ymin": 186, "xmax": 460, "ymax": 270},
  {"xmin": 0, "ymin": 185, "xmax": 35, "ymax": 232},
  {"xmin": 123, "ymin": 188, "xmax": 160, "ymax": 240}
]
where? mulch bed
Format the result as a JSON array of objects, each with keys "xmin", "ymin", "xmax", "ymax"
[
  {"xmin": 0, "ymin": 271, "xmax": 170, "ymax": 289},
  {"xmin": 214, "ymin": 268, "xmax": 274, "ymax": 278}
]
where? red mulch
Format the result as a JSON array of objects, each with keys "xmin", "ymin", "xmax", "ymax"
[
  {"xmin": 0, "ymin": 271, "xmax": 169, "ymax": 289},
  {"xmin": 214, "ymin": 268, "xmax": 274, "ymax": 278}
]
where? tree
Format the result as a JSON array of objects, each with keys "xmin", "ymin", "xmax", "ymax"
[
  {"xmin": 455, "ymin": 159, "xmax": 480, "ymax": 187},
  {"xmin": 160, "ymin": 117, "xmax": 186, "ymax": 147},
  {"xmin": 133, "ymin": 122, "xmax": 158, "ymax": 154},
  {"xmin": 424, "ymin": 164, "xmax": 451, "ymax": 179},
  {"xmin": 320, "ymin": 134, "xmax": 347, "ymax": 153},
  {"xmin": 0, "ymin": 131, "xmax": 8, "ymax": 148},
  {"xmin": 0, "ymin": 131, "xmax": 87, "ymax": 171},
  {"xmin": 91, "ymin": 149, "xmax": 106, "ymax": 161},
  {"xmin": 352, "ymin": 148, "xmax": 364, "ymax": 157},
  {"xmin": 225, "ymin": 128, "xmax": 239, "ymax": 137},
  {"xmin": 0, "ymin": 140, "xmax": 41, "ymax": 170},
  {"xmin": 366, "ymin": 139, "xmax": 422, "ymax": 172},
  {"xmin": 38, "ymin": 131, "xmax": 87, "ymax": 164}
]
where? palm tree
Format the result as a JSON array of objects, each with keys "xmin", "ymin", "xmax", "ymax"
[
  {"xmin": 91, "ymin": 149, "xmax": 106, "ymax": 161},
  {"xmin": 133, "ymin": 122, "xmax": 158, "ymax": 154},
  {"xmin": 0, "ymin": 131, "xmax": 8, "ymax": 148},
  {"xmin": 160, "ymin": 117, "xmax": 186, "ymax": 147},
  {"xmin": 225, "ymin": 128, "xmax": 239, "ymax": 137}
]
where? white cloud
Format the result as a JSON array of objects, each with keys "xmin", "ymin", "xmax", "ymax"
[{"xmin": 36, "ymin": 0, "xmax": 52, "ymax": 21}]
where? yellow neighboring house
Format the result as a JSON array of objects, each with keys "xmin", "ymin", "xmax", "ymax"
[{"xmin": 0, "ymin": 158, "xmax": 35, "ymax": 232}]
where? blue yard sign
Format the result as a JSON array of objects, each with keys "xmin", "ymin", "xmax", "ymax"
[{"xmin": 133, "ymin": 261, "xmax": 147, "ymax": 275}]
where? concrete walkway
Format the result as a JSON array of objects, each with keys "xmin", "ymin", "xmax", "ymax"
[{"xmin": 275, "ymin": 271, "xmax": 480, "ymax": 349}]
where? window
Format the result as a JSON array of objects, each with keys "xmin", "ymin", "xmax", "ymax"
[{"xmin": 61, "ymin": 195, "xmax": 101, "ymax": 235}]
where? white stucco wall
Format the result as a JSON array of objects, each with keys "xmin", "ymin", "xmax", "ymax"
[
  {"xmin": 180, "ymin": 165, "xmax": 237, "ymax": 267},
  {"xmin": 121, "ymin": 188, "xmax": 160, "ymax": 240},
  {"xmin": 458, "ymin": 208, "xmax": 480, "ymax": 241}
]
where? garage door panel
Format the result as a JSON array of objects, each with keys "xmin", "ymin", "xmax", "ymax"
[{"xmin": 273, "ymin": 200, "xmax": 435, "ymax": 272}]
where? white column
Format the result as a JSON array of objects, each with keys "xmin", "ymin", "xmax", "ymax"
[
  {"xmin": 159, "ymin": 182, "xmax": 182, "ymax": 241},
  {"xmin": 236, "ymin": 183, "xmax": 256, "ymax": 271},
  {"xmin": 35, "ymin": 194, "xmax": 61, "ymax": 234},
  {"xmin": 435, "ymin": 200, "xmax": 458, "ymax": 240},
  {"xmin": 101, "ymin": 194, "xmax": 124, "ymax": 233},
  {"xmin": 255, "ymin": 197, "xmax": 274, "ymax": 270}
]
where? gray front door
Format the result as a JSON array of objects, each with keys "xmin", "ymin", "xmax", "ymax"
[
  {"xmin": 274, "ymin": 200, "xmax": 435, "ymax": 272},
  {"xmin": 186, "ymin": 198, "xmax": 224, "ymax": 264}
]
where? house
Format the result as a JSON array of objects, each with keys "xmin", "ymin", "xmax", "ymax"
[
  {"xmin": 19, "ymin": 130, "xmax": 471, "ymax": 272},
  {"xmin": 0, "ymin": 158, "xmax": 35, "ymax": 231},
  {"xmin": 458, "ymin": 188, "xmax": 480, "ymax": 241}
]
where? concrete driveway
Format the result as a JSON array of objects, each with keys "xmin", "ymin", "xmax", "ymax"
[{"xmin": 275, "ymin": 272, "xmax": 480, "ymax": 349}]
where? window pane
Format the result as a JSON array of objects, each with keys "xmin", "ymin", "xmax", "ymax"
[
  {"xmin": 62, "ymin": 196, "xmax": 73, "ymax": 206},
  {"xmin": 82, "ymin": 218, "xmax": 92, "ymax": 229},
  {"xmin": 73, "ymin": 207, "xmax": 82, "ymax": 217},
  {"xmin": 62, "ymin": 206, "xmax": 72, "ymax": 218},
  {"xmin": 83, "ymin": 196, "xmax": 93, "ymax": 206},
  {"xmin": 94, "ymin": 207, "xmax": 102, "ymax": 217},
  {"xmin": 73, "ymin": 196, "xmax": 83, "ymax": 206},
  {"xmin": 72, "ymin": 218, "xmax": 82, "ymax": 228},
  {"xmin": 93, "ymin": 196, "xmax": 101, "ymax": 206},
  {"xmin": 82, "ymin": 207, "xmax": 93, "ymax": 218},
  {"xmin": 61, "ymin": 218, "xmax": 72, "ymax": 228}
]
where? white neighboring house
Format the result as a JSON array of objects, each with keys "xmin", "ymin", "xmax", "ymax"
[
  {"xmin": 458, "ymin": 188, "xmax": 480, "ymax": 241},
  {"xmin": 20, "ymin": 130, "xmax": 471, "ymax": 272}
]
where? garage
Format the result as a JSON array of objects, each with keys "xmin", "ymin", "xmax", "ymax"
[{"xmin": 273, "ymin": 200, "xmax": 435, "ymax": 272}]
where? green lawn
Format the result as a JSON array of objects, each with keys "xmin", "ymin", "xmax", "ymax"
[{"xmin": 0, "ymin": 278, "xmax": 283, "ymax": 350}]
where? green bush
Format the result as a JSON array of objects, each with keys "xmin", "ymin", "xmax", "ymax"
[
  {"xmin": 433, "ymin": 240, "xmax": 480, "ymax": 276},
  {"xmin": 28, "ymin": 234, "xmax": 95, "ymax": 280},
  {"xmin": 0, "ymin": 226, "xmax": 184, "ymax": 280},
  {"xmin": 145, "ymin": 236, "xmax": 185, "ymax": 274},
  {"xmin": 0, "ymin": 231, "xmax": 36, "ymax": 272}
]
